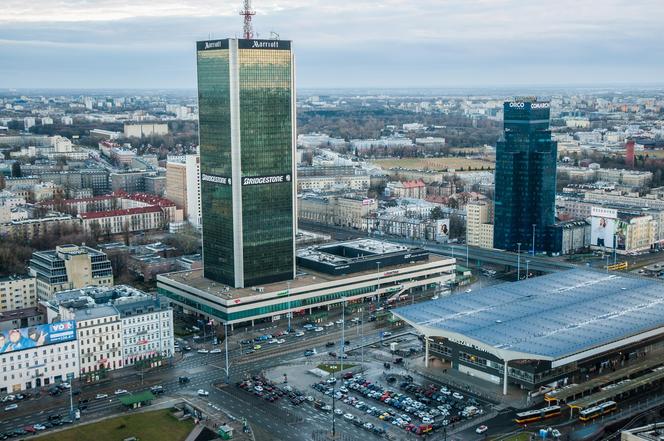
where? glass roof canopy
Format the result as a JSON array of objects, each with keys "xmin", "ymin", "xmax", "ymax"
[{"xmin": 394, "ymin": 269, "xmax": 664, "ymax": 363}]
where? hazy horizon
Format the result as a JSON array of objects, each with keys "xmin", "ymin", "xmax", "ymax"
[{"xmin": 2, "ymin": 0, "xmax": 663, "ymax": 89}]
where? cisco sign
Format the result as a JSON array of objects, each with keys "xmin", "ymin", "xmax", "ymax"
[
  {"xmin": 509, "ymin": 101, "xmax": 550, "ymax": 109},
  {"xmin": 242, "ymin": 174, "xmax": 291, "ymax": 186},
  {"xmin": 202, "ymin": 174, "xmax": 231, "ymax": 185}
]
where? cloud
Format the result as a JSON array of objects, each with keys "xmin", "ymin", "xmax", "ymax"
[{"xmin": 0, "ymin": 0, "xmax": 663, "ymax": 88}]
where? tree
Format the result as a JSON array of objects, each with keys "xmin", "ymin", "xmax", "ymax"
[
  {"xmin": 11, "ymin": 162, "xmax": 21, "ymax": 178},
  {"xmin": 449, "ymin": 214, "xmax": 466, "ymax": 240},
  {"xmin": 89, "ymin": 220, "xmax": 102, "ymax": 242},
  {"xmin": 430, "ymin": 206, "xmax": 444, "ymax": 220},
  {"xmin": 122, "ymin": 220, "xmax": 131, "ymax": 245}
]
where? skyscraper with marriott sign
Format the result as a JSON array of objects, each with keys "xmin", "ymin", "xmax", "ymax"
[
  {"xmin": 196, "ymin": 38, "xmax": 296, "ymax": 288},
  {"xmin": 493, "ymin": 98, "xmax": 557, "ymax": 253}
]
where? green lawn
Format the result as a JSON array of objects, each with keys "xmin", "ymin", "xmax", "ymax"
[
  {"xmin": 36, "ymin": 409, "xmax": 195, "ymax": 441},
  {"xmin": 317, "ymin": 363, "xmax": 356, "ymax": 373}
]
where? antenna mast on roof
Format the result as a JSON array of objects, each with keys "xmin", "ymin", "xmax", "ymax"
[{"xmin": 240, "ymin": 0, "xmax": 256, "ymax": 39}]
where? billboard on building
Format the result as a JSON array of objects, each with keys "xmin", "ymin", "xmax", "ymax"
[
  {"xmin": 0, "ymin": 320, "xmax": 76, "ymax": 354},
  {"xmin": 615, "ymin": 219, "xmax": 628, "ymax": 250},
  {"xmin": 591, "ymin": 207, "xmax": 617, "ymax": 248},
  {"xmin": 435, "ymin": 219, "xmax": 450, "ymax": 243}
]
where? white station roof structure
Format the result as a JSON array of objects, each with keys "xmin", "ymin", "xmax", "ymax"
[{"xmin": 393, "ymin": 270, "xmax": 664, "ymax": 367}]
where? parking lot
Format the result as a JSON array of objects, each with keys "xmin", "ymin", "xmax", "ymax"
[{"xmin": 228, "ymin": 329, "xmax": 494, "ymax": 440}]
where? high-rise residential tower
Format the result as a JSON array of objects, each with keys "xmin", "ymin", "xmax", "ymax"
[
  {"xmin": 196, "ymin": 38, "xmax": 296, "ymax": 288},
  {"xmin": 493, "ymin": 98, "xmax": 557, "ymax": 252}
]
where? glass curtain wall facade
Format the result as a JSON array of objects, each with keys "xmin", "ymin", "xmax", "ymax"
[
  {"xmin": 197, "ymin": 39, "xmax": 296, "ymax": 288},
  {"xmin": 493, "ymin": 99, "xmax": 557, "ymax": 252}
]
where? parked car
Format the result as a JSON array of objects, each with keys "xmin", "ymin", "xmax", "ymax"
[
  {"xmin": 197, "ymin": 349, "xmax": 209, "ymax": 354},
  {"xmin": 4, "ymin": 404, "xmax": 18, "ymax": 411},
  {"xmin": 210, "ymin": 348, "xmax": 222, "ymax": 354},
  {"xmin": 476, "ymin": 425, "xmax": 488, "ymax": 434},
  {"xmin": 197, "ymin": 389, "xmax": 209, "ymax": 397},
  {"xmin": 95, "ymin": 393, "xmax": 108, "ymax": 399},
  {"xmin": 114, "ymin": 389, "xmax": 128, "ymax": 395},
  {"xmin": 179, "ymin": 376, "xmax": 190, "ymax": 384}
]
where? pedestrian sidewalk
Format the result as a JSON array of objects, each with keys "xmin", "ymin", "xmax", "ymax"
[{"xmin": 406, "ymin": 356, "xmax": 531, "ymax": 409}]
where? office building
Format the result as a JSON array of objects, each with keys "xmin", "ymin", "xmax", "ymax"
[
  {"xmin": 197, "ymin": 38, "xmax": 296, "ymax": 288},
  {"xmin": 0, "ymin": 275, "xmax": 37, "ymax": 311},
  {"xmin": 466, "ymin": 201, "xmax": 494, "ymax": 249},
  {"xmin": 166, "ymin": 155, "xmax": 201, "ymax": 227},
  {"xmin": 29, "ymin": 245, "xmax": 114, "ymax": 301},
  {"xmin": 494, "ymin": 98, "xmax": 557, "ymax": 252}
]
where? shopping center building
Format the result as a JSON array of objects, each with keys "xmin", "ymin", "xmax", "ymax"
[{"xmin": 157, "ymin": 239, "xmax": 455, "ymax": 327}]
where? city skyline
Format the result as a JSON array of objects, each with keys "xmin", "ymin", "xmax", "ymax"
[{"xmin": 2, "ymin": 0, "xmax": 664, "ymax": 89}]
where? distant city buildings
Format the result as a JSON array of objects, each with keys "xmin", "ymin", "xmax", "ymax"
[{"xmin": 123, "ymin": 123, "xmax": 169, "ymax": 138}]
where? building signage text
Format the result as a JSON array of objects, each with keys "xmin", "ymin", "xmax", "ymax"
[
  {"xmin": 242, "ymin": 174, "xmax": 291, "ymax": 186},
  {"xmin": 202, "ymin": 174, "xmax": 232, "ymax": 185}
]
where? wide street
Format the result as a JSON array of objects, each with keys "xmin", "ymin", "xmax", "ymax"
[{"xmin": 0, "ymin": 307, "xmax": 408, "ymax": 440}]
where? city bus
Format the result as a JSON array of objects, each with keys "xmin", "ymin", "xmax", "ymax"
[
  {"xmin": 579, "ymin": 401, "xmax": 617, "ymax": 421},
  {"xmin": 514, "ymin": 405, "xmax": 561, "ymax": 424}
]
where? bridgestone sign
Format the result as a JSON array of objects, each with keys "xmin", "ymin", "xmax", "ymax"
[
  {"xmin": 201, "ymin": 174, "xmax": 231, "ymax": 185},
  {"xmin": 242, "ymin": 174, "xmax": 291, "ymax": 186}
]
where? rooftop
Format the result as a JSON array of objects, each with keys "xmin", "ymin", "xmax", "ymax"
[
  {"xmin": 394, "ymin": 269, "xmax": 664, "ymax": 361},
  {"xmin": 0, "ymin": 306, "xmax": 43, "ymax": 322},
  {"xmin": 621, "ymin": 422, "xmax": 664, "ymax": 440},
  {"xmin": 79, "ymin": 205, "xmax": 162, "ymax": 220},
  {"xmin": 160, "ymin": 252, "xmax": 451, "ymax": 301}
]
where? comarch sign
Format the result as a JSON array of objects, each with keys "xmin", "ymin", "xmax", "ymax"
[{"xmin": 242, "ymin": 174, "xmax": 291, "ymax": 186}]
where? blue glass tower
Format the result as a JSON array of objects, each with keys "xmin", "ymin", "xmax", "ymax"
[{"xmin": 493, "ymin": 98, "xmax": 557, "ymax": 252}]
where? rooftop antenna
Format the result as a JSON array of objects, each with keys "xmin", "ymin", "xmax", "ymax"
[{"xmin": 240, "ymin": 0, "xmax": 256, "ymax": 39}]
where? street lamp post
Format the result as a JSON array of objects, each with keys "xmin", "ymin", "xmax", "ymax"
[
  {"xmin": 224, "ymin": 322, "xmax": 230, "ymax": 384},
  {"xmin": 286, "ymin": 281, "xmax": 292, "ymax": 333},
  {"xmin": 532, "ymin": 224, "xmax": 536, "ymax": 256},
  {"xmin": 525, "ymin": 260, "xmax": 530, "ymax": 279},
  {"xmin": 360, "ymin": 306, "xmax": 365, "ymax": 370},
  {"xmin": 375, "ymin": 261, "xmax": 381, "ymax": 303},
  {"xmin": 516, "ymin": 243, "xmax": 522, "ymax": 281}
]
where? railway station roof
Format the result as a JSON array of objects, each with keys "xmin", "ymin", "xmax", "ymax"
[{"xmin": 394, "ymin": 269, "xmax": 664, "ymax": 363}]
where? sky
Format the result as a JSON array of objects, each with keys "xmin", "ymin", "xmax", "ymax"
[{"xmin": 1, "ymin": 0, "xmax": 663, "ymax": 89}]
